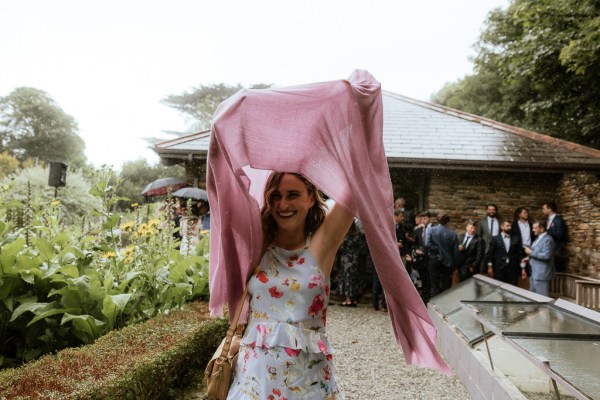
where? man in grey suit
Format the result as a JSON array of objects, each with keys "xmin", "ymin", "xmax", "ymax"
[
  {"xmin": 523, "ymin": 220, "xmax": 556, "ymax": 297},
  {"xmin": 477, "ymin": 204, "xmax": 500, "ymax": 269}
]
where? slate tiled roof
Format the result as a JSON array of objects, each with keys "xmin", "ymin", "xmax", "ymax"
[{"xmin": 156, "ymin": 92, "xmax": 600, "ymax": 172}]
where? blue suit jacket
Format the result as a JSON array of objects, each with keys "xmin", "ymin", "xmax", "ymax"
[
  {"xmin": 426, "ymin": 225, "xmax": 459, "ymax": 268},
  {"xmin": 529, "ymin": 233, "xmax": 556, "ymax": 281}
]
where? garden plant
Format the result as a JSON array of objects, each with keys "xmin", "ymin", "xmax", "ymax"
[{"xmin": 0, "ymin": 167, "xmax": 210, "ymax": 368}]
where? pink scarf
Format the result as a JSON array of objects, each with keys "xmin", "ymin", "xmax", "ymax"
[{"xmin": 207, "ymin": 70, "xmax": 450, "ymax": 373}]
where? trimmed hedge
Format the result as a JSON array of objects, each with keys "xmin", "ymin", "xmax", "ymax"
[{"xmin": 0, "ymin": 302, "xmax": 228, "ymax": 400}]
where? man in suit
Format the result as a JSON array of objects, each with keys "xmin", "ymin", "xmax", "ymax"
[
  {"xmin": 426, "ymin": 211, "xmax": 459, "ymax": 297},
  {"xmin": 457, "ymin": 220, "xmax": 484, "ymax": 282},
  {"xmin": 477, "ymin": 204, "xmax": 500, "ymax": 269},
  {"xmin": 395, "ymin": 197, "xmax": 414, "ymax": 240},
  {"xmin": 542, "ymin": 201, "xmax": 568, "ymax": 272},
  {"xmin": 524, "ymin": 220, "xmax": 556, "ymax": 297},
  {"xmin": 486, "ymin": 220, "xmax": 522, "ymax": 285},
  {"xmin": 413, "ymin": 211, "xmax": 432, "ymax": 302},
  {"xmin": 511, "ymin": 206, "xmax": 534, "ymax": 281}
]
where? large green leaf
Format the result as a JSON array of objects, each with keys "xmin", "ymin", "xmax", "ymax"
[
  {"xmin": 1, "ymin": 238, "xmax": 25, "ymax": 257},
  {"xmin": 58, "ymin": 245, "xmax": 84, "ymax": 259},
  {"xmin": 33, "ymin": 238, "xmax": 56, "ymax": 261},
  {"xmin": 58, "ymin": 264, "xmax": 79, "ymax": 278},
  {"xmin": 49, "ymin": 286, "xmax": 83, "ymax": 309},
  {"xmin": 52, "ymin": 232, "xmax": 70, "ymax": 248},
  {"xmin": 0, "ymin": 254, "xmax": 17, "ymax": 275},
  {"xmin": 102, "ymin": 214, "xmax": 120, "ymax": 230},
  {"xmin": 41, "ymin": 262, "xmax": 61, "ymax": 279},
  {"xmin": 27, "ymin": 306, "xmax": 79, "ymax": 326},
  {"xmin": 169, "ymin": 256, "xmax": 203, "ymax": 282},
  {"xmin": 61, "ymin": 313, "xmax": 105, "ymax": 342},
  {"xmin": 18, "ymin": 267, "xmax": 43, "ymax": 284},
  {"xmin": 10, "ymin": 302, "xmax": 48, "ymax": 322},
  {"xmin": 16, "ymin": 254, "xmax": 42, "ymax": 271},
  {"xmin": 102, "ymin": 293, "xmax": 132, "ymax": 330}
]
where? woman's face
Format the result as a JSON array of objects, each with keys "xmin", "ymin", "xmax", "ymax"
[{"xmin": 269, "ymin": 174, "xmax": 315, "ymax": 234}]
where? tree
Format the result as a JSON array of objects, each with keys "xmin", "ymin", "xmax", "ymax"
[
  {"xmin": 160, "ymin": 83, "xmax": 272, "ymax": 134},
  {"xmin": 432, "ymin": 0, "xmax": 600, "ymax": 149},
  {"xmin": 0, "ymin": 151, "xmax": 19, "ymax": 178},
  {"xmin": 116, "ymin": 159, "xmax": 186, "ymax": 209},
  {"xmin": 0, "ymin": 87, "xmax": 87, "ymax": 167}
]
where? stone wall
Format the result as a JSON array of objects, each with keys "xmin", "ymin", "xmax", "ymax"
[
  {"xmin": 557, "ymin": 172, "xmax": 600, "ymax": 278},
  {"xmin": 424, "ymin": 170, "xmax": 560, "ymax": 232}
]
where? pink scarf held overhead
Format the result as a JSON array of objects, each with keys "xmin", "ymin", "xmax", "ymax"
[{"xmin": 206, "ymin": 70, "xmax": 450, "ymax": 374}]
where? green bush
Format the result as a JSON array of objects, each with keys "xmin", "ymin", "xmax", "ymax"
[
  {"xmin": 0, "ymin": 167, "xmax": 210, "ymax": 368},
  {"xmin": 0, "ymin": 164, "xmax": 102, "ymax": 225},
  {"xmin": 0, "ymin": 302, "xmax": 228, "ymax": 400}
]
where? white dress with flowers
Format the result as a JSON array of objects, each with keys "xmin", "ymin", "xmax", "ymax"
[{"xmin": 227, "ymin": 240, "xmax": 344, "ymax": 400}]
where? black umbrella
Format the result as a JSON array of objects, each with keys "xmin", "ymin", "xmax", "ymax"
[
  {"xmin": 172, "ymin": 187, "xmax": 209, "ymax": 201},
  {"xmin": 141, "ymin": 177, "xmax": 187, "ymax": 197}
]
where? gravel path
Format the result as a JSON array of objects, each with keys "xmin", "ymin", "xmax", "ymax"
[{"xmin": 326, "ymin": 303, "xmax": 470, "ymax": 400}]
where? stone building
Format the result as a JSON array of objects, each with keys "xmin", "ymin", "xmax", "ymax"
[{"xmin": 156, "ymin": 91, "xmax": 600, "ymax": 279}]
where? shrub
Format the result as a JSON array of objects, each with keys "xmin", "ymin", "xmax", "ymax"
[
  {"xmin": 0, "ymin": 302, "xmax": 228, "ymax": 399},
  {"xmin": 0, "ymin": 167, "xmax": 210, "ymax": 368}
]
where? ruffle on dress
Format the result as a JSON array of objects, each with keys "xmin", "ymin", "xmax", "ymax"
[{"xmin": 242, "ymin": 321, "xmax": 334, "ymax": 355}]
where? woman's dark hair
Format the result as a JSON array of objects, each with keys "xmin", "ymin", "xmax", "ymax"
[{"xmin": 261, "ymin": 172, "xmax": 327, "ymax": 247}]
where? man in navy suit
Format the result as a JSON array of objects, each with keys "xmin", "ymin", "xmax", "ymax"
[
  {"xmin": 524, "ymin": 221, "xmax": 556, "ymax": 297},
  {"xmin": 542, "ymin": 202, "xmax": 568, "ymax": 272},
  {"xmin": 457, "ymin": 221, "xmax": 484, "ymax": 282},
  {"xmin": 486, "ymin": 220, "xmax": 522, "ymax": 285},
  {"xmin": 426, "ymin": 211, "xmax": 459, "ymax": 297}
]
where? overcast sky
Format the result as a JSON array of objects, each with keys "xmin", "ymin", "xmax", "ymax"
[{"xmin": 1, "ymin": 0, "xmax": 508, "ymax": 169}]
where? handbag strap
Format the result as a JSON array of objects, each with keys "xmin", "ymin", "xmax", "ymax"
[{"xmin": 218, "ymin": 267, "xmax": 256, "ymax": 360}]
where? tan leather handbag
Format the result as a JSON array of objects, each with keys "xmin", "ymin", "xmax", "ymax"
[{"xmin": 204, "ymin": 283, "xmax": 250, "ymax": 400}]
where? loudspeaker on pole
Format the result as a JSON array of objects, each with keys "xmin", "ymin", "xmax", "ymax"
[{"xmin": 48, "ymin": 162, "xmax": 68, "ymax": 187}]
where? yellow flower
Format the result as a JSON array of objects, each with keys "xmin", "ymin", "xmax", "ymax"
[
  {"xmin": 131, "ymin": 203, "xmax": 139, "ymax": 208},
  {"xmin": 148, "ymin": 219, "xmax": 160, "ymax": 227},
  {"xmin": 102, "ymin": 251, "xmax": 117, "ymax": 259},
  {"xmin": 50, "ymin": 200, "xmax": 60, "ymax": 207},
  {"xmin": 119, "ymin": 221, "xmax": 135, "ymax": 232},
  {"xmin": 135, "ymin": 223, "xmax": 158, "ymax": 238},
  {"xmin": 121, "ymin": 245, "xmax": 136, "ymax": 263}
]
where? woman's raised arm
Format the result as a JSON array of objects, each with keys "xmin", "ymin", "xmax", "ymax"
[{"xmin": 311, "ymin": 202, "xmax": 355, "ymax": 277}]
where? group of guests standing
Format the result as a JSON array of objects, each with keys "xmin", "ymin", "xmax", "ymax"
[{"xmin": 396, "ymin": 199, "xmax": 568, "ymax": 301}]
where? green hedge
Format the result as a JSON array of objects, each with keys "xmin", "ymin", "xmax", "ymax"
[{"xmin": 0, "ymin": 302, "xmax": 228, "ymax": 400}]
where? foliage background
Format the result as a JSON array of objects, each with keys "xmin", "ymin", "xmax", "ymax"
[{"xmin": 432, "ymin": 0, "xmax": 600, "ymax": 149}]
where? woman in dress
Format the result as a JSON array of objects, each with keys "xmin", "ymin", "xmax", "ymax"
[
  {"xmin": 227, "ymin": 172, "xmax": 353, "ymax": 400},
  {"xmin": 337, "ymin": 220, "xmax": 366, "ymax": 307}
]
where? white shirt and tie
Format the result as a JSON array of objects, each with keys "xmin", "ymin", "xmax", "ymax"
[
  {"xmin": 463, "ymin": 234, "xmax": 473, "ymax": 248},
  {"xmin": 502, "ymin": 233, "xmax": 510, "ymax": 254},
  {"xmin": 487, "ymin": 216, "xmax": 499, "ymax": 236}
]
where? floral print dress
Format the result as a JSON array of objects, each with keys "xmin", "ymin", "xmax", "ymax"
[{"xmin": 227, "ymin": 240, "xmax": 344, "ymax": 400}]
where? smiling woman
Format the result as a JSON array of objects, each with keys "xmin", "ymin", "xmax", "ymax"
[
  {"xmin": 226, "ymin": 171, "xmax": 352, "ymax": 399},
  {"xmin": 207, "ymin": 71, "xmax": 450, "ymax": 400}
]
